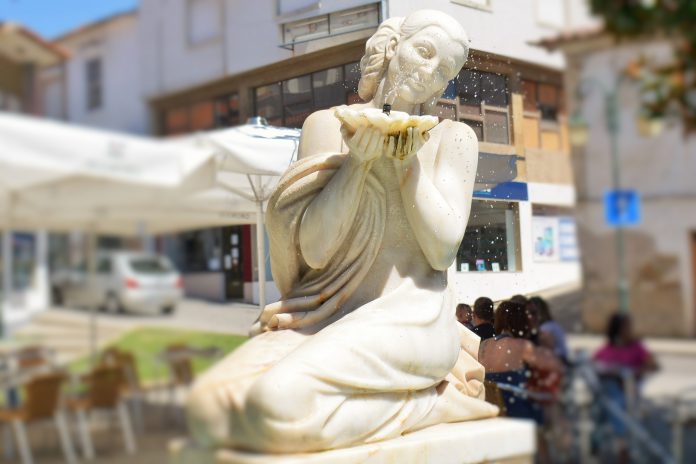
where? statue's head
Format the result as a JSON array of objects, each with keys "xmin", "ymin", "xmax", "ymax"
[{"xmin": 358, "ymin": 10, "xmax": 469, "ymax": 108}]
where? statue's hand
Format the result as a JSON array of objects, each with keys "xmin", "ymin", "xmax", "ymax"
[
  {"xmin": 388, "ymin": 127, "xmax": 429, "ymax": 162},
  {"xmin": 340, "ymin": 125, "xmax": 389, "ymax": 163}
]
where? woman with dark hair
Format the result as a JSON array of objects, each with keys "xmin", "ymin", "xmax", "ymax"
[
  {"xmin": 594, "ymin": 313, "xmax": 658, "ymax": 376},
  {"xmin": 593, "ymin": 313, "xmax": 658, "ymax": 462},
  {"xmin": 529, "ymin": 296, "xmax": 569, "ymax": 363},
  {"xmin": 479, "ymin": 301, "xmax": 563, "ymax": 423}
]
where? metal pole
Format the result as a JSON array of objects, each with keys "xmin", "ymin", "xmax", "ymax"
[
  {"xmin": 1, "ymin": 195, "xmax": 13, "ymax": 338},
  {"xmin": 86, "ymin": 227, "xmax": 98, "ymax": 365},
  {"xmin": 255, "ymin": 199, "xmax": 266, "ymax": 311},
  {"xmin": 606, "ymin": 90, "xmax": 630, "ymax": 313}
]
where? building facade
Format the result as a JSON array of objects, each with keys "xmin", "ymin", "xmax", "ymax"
[
  {"xmin": 547, "ymin": 31, "xmax": 696, "ymax": 337},
  {"xmin": 0, "ymin": 22, "xmax": 66, "ymax": 328},
  {"xmin": 43, "ymin": 0, "xmax": 588, "ymax": 307}
]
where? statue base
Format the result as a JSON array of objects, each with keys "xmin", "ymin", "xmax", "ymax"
[{"xmin": 169, "ymin": 418, "xmax": 536, "ymax": 464}]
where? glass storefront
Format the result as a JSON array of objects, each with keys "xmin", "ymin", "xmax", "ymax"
[
  {"xmin": 254, "ymin": 62, "xmax": 361, "ymax": 128},
  {"xmin": 456, "ymin": 200, "xmax": 520, "ymax": 272}
]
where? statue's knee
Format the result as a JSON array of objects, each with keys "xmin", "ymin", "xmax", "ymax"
[
  {"xmin": 247, "ymin": 367, "xmax": 314, "ymax": 425},
  {"xmin": 186, "ymin": 380, "xmax": 230, "ymax": 447}
]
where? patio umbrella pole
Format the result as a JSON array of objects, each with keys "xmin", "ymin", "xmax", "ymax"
[
  {"xmin": 256, "ymin": 198, "xmax": 266, "ymax": 312},
  {"xmin": 1, "ymin": 193, "xmax": 13, "ymax": 338},
  {"xmin": 87, "ymin": 225, "xmax": 98, "ymax": 365}
]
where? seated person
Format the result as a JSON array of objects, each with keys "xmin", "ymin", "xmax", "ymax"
[
  {"xmin": 593, "ymin": 312, "xmax": 658, "ymax": 460},
  {"xmin": 456, "ymin": 303, "xmax": 474, "ymax": 330},
  {"xmin": 472, "ymin": 297, "xmax": 495, "ymax": 340},
  {"xmin": 530, "ymin": 296, "xmax": 569, "ymax": 364},
  {"xmin": 479, "ymin": 300, "xmax": 563, "ymax": 424}
]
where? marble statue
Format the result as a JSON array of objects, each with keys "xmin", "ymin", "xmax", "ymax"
[{"xmin": 187, "ymin": 9, "xmax": 498, "ymax": 454}]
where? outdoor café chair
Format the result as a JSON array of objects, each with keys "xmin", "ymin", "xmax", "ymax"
[
  {"xmin": 102, "ymin": 347, "xmax": 150, "ymax": 431},
  {"xmin": 69, "ymin": 363, "xmax": 137, "ymax": 460},
  {"xmin": 0, "ymin": 371, "xmax": 78, "ymax": 464},
  {"xmin": 157, "ymin": 344, "xmax": 221, "ymax": 423}
]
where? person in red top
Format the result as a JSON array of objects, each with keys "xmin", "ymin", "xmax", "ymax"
[{"xmin": 592, "ymin": 312, "xmax": 659, "ymax": 463}]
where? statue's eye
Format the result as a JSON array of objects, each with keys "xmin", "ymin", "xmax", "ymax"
[{"xmin": 416, "ymin": 46, "xmax": 432, "ymax": 59}]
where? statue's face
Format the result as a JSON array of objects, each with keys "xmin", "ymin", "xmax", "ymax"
[{"xmin": 386, "ymin": 26, "xmax": 467, "ymax": 104}]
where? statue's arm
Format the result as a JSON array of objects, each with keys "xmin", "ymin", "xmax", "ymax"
[
  {"xmin": 298, "ymin": 111, "xmax": 383, "ymax": 270},
  {"xmin": 394, "ymin": 121, "xmax": 478, "ymax": 271}
]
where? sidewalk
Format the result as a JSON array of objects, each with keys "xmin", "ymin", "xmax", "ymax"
[{"xmin": 10, "ymin": 299, "xmax": 259, "ymax": 363}]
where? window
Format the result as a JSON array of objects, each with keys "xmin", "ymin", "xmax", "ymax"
[
  {"xmin": 521, "ymin": 79, "xmax": 563, "ymax": 150},
  {"xmin": 252, "ymin": 61, "xmax": 362, "ymax": 128},
  {"xmin": 86, "ymin": 58, "xmax": 102, "ymax": 110},
  {"xmin": 214, "ymin": 94, "xmax": 240, "ymax": 127},
  {"xmin": 283, "ymin": 75, "xmax": 313, "ymax": 128},
  {"xmin": 190, "ymin": 100, "xmax": 215, "ymax": 130},
  {"xmin": 255, "ymin": 83, "xmax": 283, "ymax": 126},
  {"xmin": 188, "ymin": 0, "xmax": 222, "ymax": 45},
  {"xmin": 439, "ymin": 69, "xmax": 510, "ymax": 144},
  {"xmin": 163, "ymin": 92, "xmax": 240, "ymax": 135},
  {"xmin": 97, "ymin": 258, "xmax": 112, "ymax": 274},
  {"xmin": 173, "ymin": 229, "xmax": 222, "ymax": 272},
  {"xmin": 312, "ymin": 67, "xmax": 344, "ymax": 109},
  {"xmin": 456, "ymin": 200, "xmax": 519, "ymax": 272},
  {"xmin": 282, "ymin": 4, "xmax": 380, "ymax": 46}
]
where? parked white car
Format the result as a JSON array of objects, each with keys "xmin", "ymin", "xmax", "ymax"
[{"xmin": 52, "ymin": 252, "xmax": 183, "ymax": 315}]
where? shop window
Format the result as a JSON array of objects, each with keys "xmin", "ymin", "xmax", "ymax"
[
  {"xmin": 456, "ymin": 200, "xmax": 519, "ymax": 272},
  {"xmin": 214, "ymin": 93, "xmax": 240, "ymax": 127},
  {"xmin": 86, "ymin": 58, "xmax": 102, "ymax": 110},
  {"xmin": 164, "ymin": 107, "xmax": 190, "ymax": 135},
  {"xmin": 255, "ymin": 83, "xmax": 283, "ymax": 126},
  {"xmin": 190, "ymin": 100, "xmax": 215, "ymax": 130},
  {"xmin": 313, "ymin": 67, "xmax": 345, "ymax": 110},
  {"xmin": 252, "ymin": 61, "xmax": 364, "ymax": 128},
  {"xmin": 176, "ymin": 229, "xmax": 223, "ymax": 273},
  {"xmin": 283, "ymin": 75, "xmax": 313, "ymax": 128},
  {"xmin": 439, "ymin": 70, "xmax": 510, "ymax": 144}
]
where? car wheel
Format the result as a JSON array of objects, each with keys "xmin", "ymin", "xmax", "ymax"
[
  {"xmin": 161, "ymin": 306, "xmax": 175, "ymax": 316},
  {"xmin": 104, "ymin": 294, "xmax": 123, "ymax": 314}
]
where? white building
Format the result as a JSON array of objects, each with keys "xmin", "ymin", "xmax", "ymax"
[
  {"xmin": 42, "ymin": 0, "xmax": 594, "ymax": 308},
  {"xmin": 541, "ymin": 28, "xmax": 696, "ymax": 337},
  {"xmin": 41, "ymin": 10, "xmax": 149, "ymax": 134}
]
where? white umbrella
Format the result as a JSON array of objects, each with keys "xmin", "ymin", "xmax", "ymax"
[
  {"xmin": 0, "ymin": 112, "xmax": 218, "ymax": 346},
  {"xmin": 0, "ymin": 112, "xmax": 216, "ymax": 229}
]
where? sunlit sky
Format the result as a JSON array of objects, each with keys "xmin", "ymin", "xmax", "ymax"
[{"xmin": 0, "ymin": 0, "xmax": 137, "ymax": 39}]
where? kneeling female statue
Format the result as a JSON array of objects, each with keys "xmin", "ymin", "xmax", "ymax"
[{"xmin": 187, "ymin": 9, "xmax": 498, "ymax": 454}]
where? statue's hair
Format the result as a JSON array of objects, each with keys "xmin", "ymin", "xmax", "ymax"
[{"xmin": 357, "ymin": 10, "xmax": 470, "ymax": 110}]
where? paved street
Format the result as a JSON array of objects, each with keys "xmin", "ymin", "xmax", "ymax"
[{"xmin": 10, "ymin": 299, "xmax": 260, "ymax": 362}]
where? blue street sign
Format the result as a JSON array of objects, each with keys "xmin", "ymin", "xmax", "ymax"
[{"xmin": 604, "ymin": 190, "xmax": 641, "ymax": 227}]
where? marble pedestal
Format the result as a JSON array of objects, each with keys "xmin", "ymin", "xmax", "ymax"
[{"xmin": 169, "ymin": 418, "xmax": 535, "ymax": 464}]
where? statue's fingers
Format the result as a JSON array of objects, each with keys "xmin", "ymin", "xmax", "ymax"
[
  {"xmin": 395, "ymin": 132, "xmax": 404, "ymax": 159},
  {"xmin": 406, "ymin": 127, "xmax": 415, "ymax": 156},
  {"xmin": 386, "ymin": 135, "xmax": 396, "ymax": 158}
]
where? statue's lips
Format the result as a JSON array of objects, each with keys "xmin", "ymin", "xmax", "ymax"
[{"xmin": 335, "ymin": 106, "xmax": 438, "ymax": 136}]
